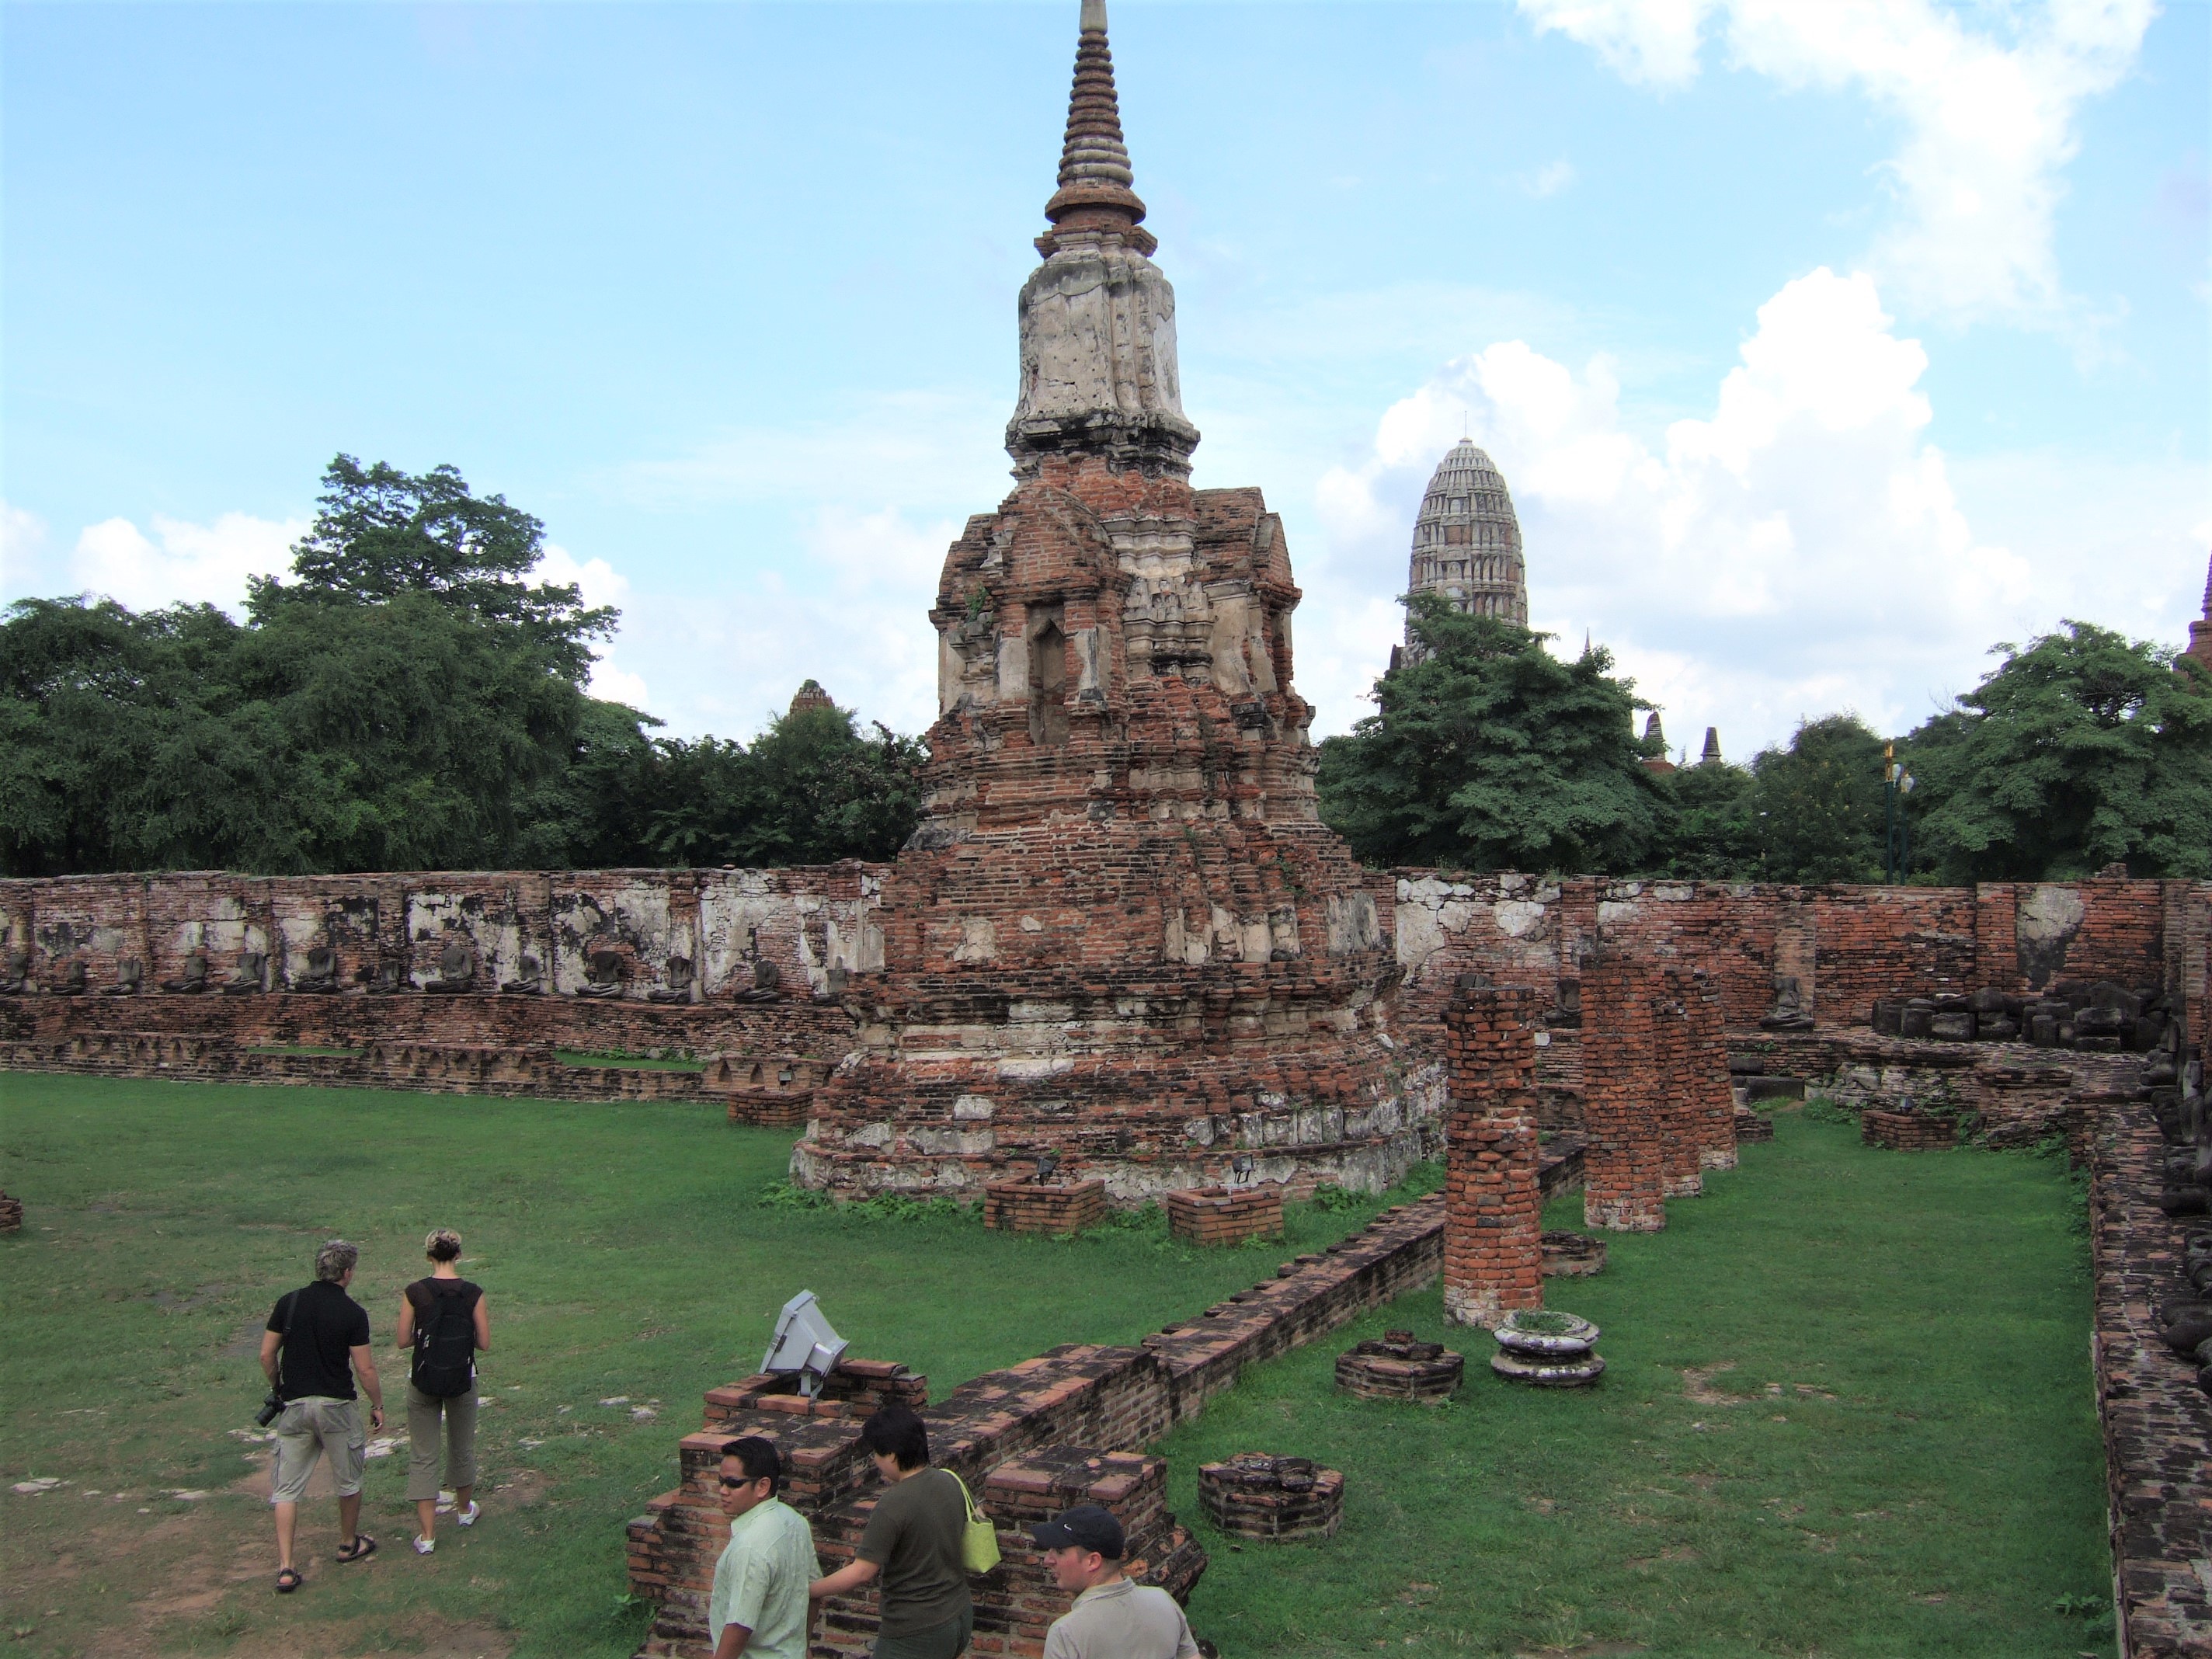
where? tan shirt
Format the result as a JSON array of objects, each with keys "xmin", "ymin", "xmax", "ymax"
[{"xmin": 1043, "ymin": 1576, "xmax": 1200, "ymax": 1659}]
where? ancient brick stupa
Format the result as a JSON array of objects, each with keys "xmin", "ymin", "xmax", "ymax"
[{"xmin": 794, "ymin": 0, "xmax": 1436, "ymax": 1202}]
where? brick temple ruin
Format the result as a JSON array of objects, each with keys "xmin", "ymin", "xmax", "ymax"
[{"xmin": 6, "ymin": 4, "xmax": 2212, "ymax": 1652}]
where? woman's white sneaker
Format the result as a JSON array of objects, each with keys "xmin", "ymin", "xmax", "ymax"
[
  {"xmin": 455, "ymin": 1501, "xmax": 480, "ymax": 1528},
  {"xmin": 412, "ymin": 1535, "xmax": 435, "ymax": 1556}
]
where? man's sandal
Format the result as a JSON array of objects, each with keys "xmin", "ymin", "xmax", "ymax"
[
  {"xmin": 335, "ymin": 1535, "xmax": 377, "ymax": 1563},
  {"xmin": 275, "ymin": 1568, "xmax": 303, "ymax": 1593}
]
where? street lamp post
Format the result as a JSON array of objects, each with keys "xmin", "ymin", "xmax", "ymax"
[{"xmin": 1883, "ymin": 743, "xmax": 1915, "ymax": 883}]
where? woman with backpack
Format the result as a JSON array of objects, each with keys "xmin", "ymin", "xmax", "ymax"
[{"xmin": 394, "ymin": 1228, "xmax": 490, "ymax": 1556}]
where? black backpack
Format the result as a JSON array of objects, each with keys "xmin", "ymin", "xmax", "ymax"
[{"xmin": 412, "ymin": 1285, "xmax": 476, "ymax": 1397}]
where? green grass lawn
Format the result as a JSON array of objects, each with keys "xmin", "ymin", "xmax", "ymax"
[
  {"xmin": 0, "ymin": 1080, "xmax": 2106, "ymax": 1658},
  {"xmin": 1157, "ymin": 1109, "xmax": 2109, "ymax": 1658},
  {"xmin": 0, "ymin": 1073, "xmax": 1422, "ymax": 1659}
]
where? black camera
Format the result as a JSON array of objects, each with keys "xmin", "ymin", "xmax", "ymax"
[{"xmin": 256, "ymin": 1390, "xmax": 285, "ymax": 1429}]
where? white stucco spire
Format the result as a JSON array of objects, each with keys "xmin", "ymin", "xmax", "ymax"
[{"xmin": 1006, "ymin": 0, "xmax": 1198, "ymax": 476}]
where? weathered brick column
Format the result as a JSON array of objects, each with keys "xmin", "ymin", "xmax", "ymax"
[
  {"xmin": 1655, "ymin": 969, "xmax": 1703, "ymax": 1198},
  {"xmin": 1581, "ymin": 952, "xmax": 1667, "ymax": 1232},
  {"xmin": 1686, "ymin": 969, "xmax": 1738, "ymax": 1170},
  {"xmin": 1442, "ymin": 976, "xmax": 1544, "ymax": 1327}
]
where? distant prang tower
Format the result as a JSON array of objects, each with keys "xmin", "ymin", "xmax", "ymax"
[
  {"xmin": 1393, "ymin": 439, "xmax": 1528, "ymax": 669},
  {"xmin": 2189, "ymin": 550, "xmax": 2212, "ymax": 675},
  {"xmin": 794, "ymin": 0, "xmax": 1434, "ymax": 1202}
]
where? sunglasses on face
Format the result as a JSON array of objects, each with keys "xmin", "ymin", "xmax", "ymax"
[{"xmin": 719, "ymin": 1475, "xmax": 760, "ymax": 1489}]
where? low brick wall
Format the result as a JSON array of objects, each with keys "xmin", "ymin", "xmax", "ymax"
[
  {"xmin": 983, "ymin": 1180, "xmax": 1108, "ymax": 1236},
  {"xmin": 625, "ymin": 1184, "xmax": 1487, "ymax": 1657},
  {"xmin": 1197, "ymin": 1455, "xmax": 1344, "ymax": 1539},
  {"xmin": 2091, "ymin": 1098, "xmax": 2212, "ymax": 1656},
  {"xmin": 1862, "ymin": 1109, "xmax": 1957, "ymax": 1151},
  {"xmin": 0, "ymin": 1190, "xmax": 20, "ymax": 1233},
  {"xmin": 1734, "ymin": 1027, "xmax": 2147, "ymax": 1153},
  {"xmin": 1164, "ymin": 1186, "xmax": 1282, "ymax": 1247}
]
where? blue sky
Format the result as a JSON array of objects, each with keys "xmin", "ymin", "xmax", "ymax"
[{"xmin": 5, "ymin": 0, "xmax": 2207, "ymax": 758}]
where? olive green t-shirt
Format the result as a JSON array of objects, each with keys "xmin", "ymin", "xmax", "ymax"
[{"xmin": 854, "ymin": 1466, "xmax": 972, "ymax": 1636}]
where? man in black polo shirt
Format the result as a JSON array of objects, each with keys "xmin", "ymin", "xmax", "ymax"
[{"xmin": 261, "ymin": 1239, "xmax": 385, "ymax": 1591}]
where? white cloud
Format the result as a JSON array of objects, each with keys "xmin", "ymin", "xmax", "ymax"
[
  {"xmin": 533, "ymin": 541, "xmax": 631, "ymax": 612},
  {"xmin": 1312, "ymin": 266, "xmax": 2203, "ymax": 760},
  {"xmin": 606, "ymin": 504, "xmax": 954, "ymax": 740},
  {"xmin": 1518, "ymin": 0, "xmax": 2155, "ymax": 329},
  {"xmin": 68, "ymin": 511, "xmax": 304, "ymax": 616},
  {"xmin": 609, "ymin": 390, "xmax": 1007, "ymax": 515},
  {"xmin": 1522, "ymin": 0, "xmax": 1713, "ymax": 85},
  {"xmin": 1519, "ymin": 158, "xmax": 1578, "ymax": 199},
  {"xmin": 0, "ymin": 500, "xmax": 50, "ymax": 591},
  {"xmin": 531, "ymin": 541, "xmax": 657, "ymax": 709}
]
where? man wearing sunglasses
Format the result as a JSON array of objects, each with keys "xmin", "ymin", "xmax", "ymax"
[{"xmin": 708, "ymin": 1435, "xmax": 819, "ymax": 1659}]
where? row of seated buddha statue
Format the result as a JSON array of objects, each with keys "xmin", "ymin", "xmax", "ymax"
[{"xmin": 0, "ymin": 941, "xmax": 786, "ymax": 1000}]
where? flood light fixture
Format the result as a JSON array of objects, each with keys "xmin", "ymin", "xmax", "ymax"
[{"xmin": 760, "ymin": 1290, "xmax": 847, "ymax": 1397}]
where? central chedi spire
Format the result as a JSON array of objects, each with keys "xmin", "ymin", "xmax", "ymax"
[
  {"xmin": 793, "ymin": 2, "xmax": 1440, "ymax": 1205},
  {"xmin": 1007, "ymin": 0, "xmax": 1199, "ymax": 477}
]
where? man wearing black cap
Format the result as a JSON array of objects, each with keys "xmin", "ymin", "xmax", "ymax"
[{"xmin": 1030, "ymin": 1505, "xmax": 1199, "ymax": 1659}]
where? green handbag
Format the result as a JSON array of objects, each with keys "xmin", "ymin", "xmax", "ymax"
[{"xmin": 944, "ymin": 1469, "xmax": 1001, "ymax": 1574}]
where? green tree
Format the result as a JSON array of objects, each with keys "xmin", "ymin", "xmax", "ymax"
[
  {"xmin": 1654, "ymin": 758, "xmax": 1758, "ymax": 879},
  {"xmin": 1907, "ymin": 621, "xmax": 2212, "ymax": 881},
  {"xmin": 643, "ymin": 706, "xmax": 927, "ymax": 868},
  {"xmin": 1742, "ymin": 715, "xmax": 1890, "ymax": 884},
  {"xmin": 0, "ymin": 596, "xmax": 280, "ymax": 875},
  {"xmin": 257, "ymin": 454, "xmax": 613, "ymax": 678},
  {"xmin": 1316, "ymin": 594, "xmax": 1669, "ymax": 873}
]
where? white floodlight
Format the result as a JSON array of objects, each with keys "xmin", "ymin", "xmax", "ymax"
[{"xmin": 761, "ymin": 1290, "xmax": 848, "ymax": 1397}]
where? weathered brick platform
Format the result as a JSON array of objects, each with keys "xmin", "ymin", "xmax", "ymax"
[
  {"xmin": 2092, "ymin": 1097, "xmax": 2212, "ymax": 1657},
  {"xmin": 1539, "ymin": 1230, "xmax": 1606, "ymax": 1277},
  {"xmin": 0, "ymin": 1190, "xmax": 20, "ymax": 1233},
  {"xmin": 984, "ymin": 1177, "xmax": 1108, "ymax": 1236},
  {"xmin": 1731, "ymin": 1110, "xmax": 1776, "ymax": 1144},
  {"xmin": 1197, "ymin": 1455, "xmax": 1344, "ymax": 1539},
  {"xmin": 1334, "ymin": 1331, "xmax": 1463, "ymax": 1403},
  {"xmin": 1164, "ymin": 1185, "xmax": 1282, "ymax": 1247},
  {"xmin": 1861, "ymin": 1108, "xmax": 1958, "ymax": 1150}
]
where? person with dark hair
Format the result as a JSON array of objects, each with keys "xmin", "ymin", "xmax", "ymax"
[
  {"xmin": 261, "ymin": 1239, "xmax": 384, "ymax": 1592},
  {"xmin": 394, "ymin": 1228, "xmax": 491, "ymax": 1555},
  {"xmin": 1031, "ymin": 1505, "xmax": 1198, "ymax": 1659},
  {"xmin": 809, "ymin": 1403, "xmax": 973, "ymax": 1657},
  {"xmin": 708, "ymin": 1435, "xmax": 819, "ymax": 1659}
]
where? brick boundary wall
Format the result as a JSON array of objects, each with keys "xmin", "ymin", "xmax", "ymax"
[
  {"xmin": 1442, "ymin": 979, "xmax": 1544, "ymax": 1328},
  {"xmin": 2091, "ymin": 1097, "xmax": 2212, "ymax": 1657},
  {"xmin": 1581, "ymin": 954, "xmax": 1666, "ymax": 1232}
]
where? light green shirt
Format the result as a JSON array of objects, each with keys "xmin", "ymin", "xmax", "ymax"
[
  {"xmin": 708, "ymin": 1497, "xmax": 819, "ymax": 1659},
  {"xmin": 1043, "ymin": 1576, "xmax": 1201, "ymax": 1659}
]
